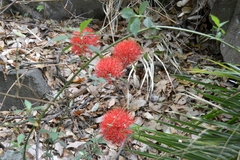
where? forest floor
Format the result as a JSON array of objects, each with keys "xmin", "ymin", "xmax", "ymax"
[{"xmin": 0, "ymin": 2, "xmax": 233, "ymax": 160}]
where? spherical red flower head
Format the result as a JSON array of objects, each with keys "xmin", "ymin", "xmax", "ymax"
[
  {"xmin": 112, "ymin": 39, "xmax": 141, "ymax": 66},
  {"xmin": 95, "ymin": 57, "xmax": 124, "ymax": 81},
  {"xmin": 100, "ymin": 108, "xmax": 135, "ymax": 145},
  {"xmin": 70, "ymin": 27, "xmax": 99, "ymax": 55},
  {"xmin": 81, "ymin": 27, "xmax": 99, "ymax": 47}
]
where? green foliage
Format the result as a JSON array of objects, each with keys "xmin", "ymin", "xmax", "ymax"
[
  {"xmin": 51, "ymin": 19, "xmax": 92, "ymax": 43},
  {"xmin": 90, "ymin": 75, "xmax": 107, "ymax": 85},
  {"xmin": 17, "ymin": 134, "xmax": 25, "ymax": 147},
  {"xmin": 39, "ymin": 128, "xmax": 64, "ymax": 144},
  {"xmin": 121, "ymin": 8, "xmax": 136, "ymax": 19},
  {"xmin": 37, "ymin": 5, "xmax": 44, "ymax": 12},
  {"xmin": 74, "ymin": 137, "xmax": 106, "ymax": 160},
  {"xmin": 138, "ymin": 1, "xmax": 148, "ymax": 15},
  {"xmin": 51, "ymin": 35, "xmax": 70, "ymax": 42},
  {"xmin": 24, "ymin": 99, "xmax": 32, "ymax": 111},
  {"xmin": 121, "ymin": 1, "xmax": 154, "ymax": 37},
  {"xmin": 130, "ymin": 62, "xmax": 240, "ymax": 159},
  {"xmin": 88, "ymin": 45, "xmax": 102, "ymax": 56},
  {"xmin": 10, "ymin": 134, "xmax": 27, "ymax": 153},
  {"xmin": 210, "ymin": 14, "xmax": 228, "ymax": 38},
  {"xmin": 80, "ymin": 18, "xmax": 92, "ymax": 32}
]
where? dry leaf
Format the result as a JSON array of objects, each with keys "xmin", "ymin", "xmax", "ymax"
[
  {"xmin": 72, "ymin": 110, "xmax": 83, "ymax": 116},
  {"xmin": 85, "ymin": 128, "xmax": 94, "ymax": 134},
  {"xmin": 54, "ymin": 142, "xmax": 64, "ymax": 156},
  {"xmin": 143, "ymin": 112, "xmax": 154, "ymax": 120},
  {"xmin": 27, "ymin": 144, "xmax": 44, "ymax": 159},
  {"xmin": 130, "ymin": 99, "xmax": 147, "ymax": 111},
  {"xmin": 66, "ymin": 141, "xmax": 86, "ymax": 149},
  {"xmin": 72, "ymin": 76, "xmax": 85, "ymax": 83},
  {"xmin": 108, "ymin": 98, "xmax": 116, "ymax": 108},
  {"xmin": 177, "ymin": 0, "xmax": 190, "ymax": 7}
]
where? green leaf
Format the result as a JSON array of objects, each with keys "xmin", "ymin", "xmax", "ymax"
[
  {"xmin": 216, "ymin": 32, "xmax": 222, "ymax": 38},
  {"xmin": 129, "ymin": 18, "xmax": 141, "ymax": 37},
  {"xmin": 121, "ymin": 8, "xmax": 136, "ymax": 19},
  {"xmin": 14, "ymin": 110, "xmax": 22, "ymax": 114},
  {"xmin": 39, "ymin": 129, "xmax": 49, "ymax": 133},
  {"xmin": 88, "ymin": 45, "xmax": 101, "ymax": 55},
  {"xmin": 91, "ymin": 102, "xmax": 99, "ymax": 112},
  {"xmin": 49, "ymin": 132, "xmax": 59, "ymax": 141},
  {"xmin": 139, "ymin": 1, "xmax": 148, "ymax": 15},
  {"xmin": 90, "ymin": 76, "xmax": 106, "ymax": 85},
  {"xmin": 13, "ymin": 29, "xmax": 26, "ymax": 37},
  {"xmin": 220, "ymin": 28, "xmax": 226, "ymax": 34},
  {"xmin": 37, "ymin": 5, "xmax": 44, "ymax": 12},
  {"xmin": 143, "ymin": 17, "xmax": 154, "ymax": 28},
  {"xmin": 28, "ymin": 117, "xmax": 34, "ymax": 123},
  {"xmin": 31, "ymin": 106, "xmax": 43, "ymax": 111},
  {"xmin": 17, "ymin": 134, "xmax": 25, "ymax": 145},
  {"xmin": 219, "ymin": 21, "xmax": 229, "ymax": 28},
  {"xmin": 62, "ymin": 45, "xmax": 71, "ymax": 53},
  {"xmin": 51, "ymin": 35, "xmax": 69, "ymax": 42},
  {"xmin": 210, "ymin": 14, "xmax": 220, "ymax": 27},
  {"xmin": 24, "ymin": 100, "xmax": 32, "ymax": 110},
  {"xmin": 80, "ymin": 18, "xmax": 92, "ymax": 31},
  {"xmin": 49, "ymin": 132, "xmax": 63, "ymax": 141}
]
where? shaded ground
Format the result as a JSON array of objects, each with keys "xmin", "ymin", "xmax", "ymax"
[{"xmin": 0, "ymin": 1, "xmax": 230, "ymax": 159}]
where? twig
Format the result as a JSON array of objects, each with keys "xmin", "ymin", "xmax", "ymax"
[
  {"xmin": 0, "ymin": 142, "xmax": 5, "ymax": 149},
  {"xmin": 114, "ymin": 137, "xmax": 128, "ymax": 160},
  {"xmin": 26, "ymin": 27, "xmax": 42, "ymax": 41},
  {"xmin": 0, "ymin": 69, "xmax": 27, "ymax": 110},
  {"xmin": 0, "ymin": 92, "xmax": 57, "ymax": 105},
  {"xmin": 0, "ymin": 0, "xmax": 17, "ymax": 15}
]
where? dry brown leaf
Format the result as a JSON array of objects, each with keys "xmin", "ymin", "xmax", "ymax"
[
  {"xmin": 27, "ymin": 144, "xmax": 44, "ymax": 159},
  {"xmin": 130, "ymin": 99, "xmax": 147, "ymax": 111},
  {"xmin": 66, "ymin": 141, "xmax": 86, "ymax": 149},
  {"xmin": 54, "ymin": 142, "xmax": 64, "ymax": 156},
  {"xmin": 72, "ymin": 110, "xmax": 83, "ymax": 116},
  {"xmin": 177, "ymin": 0, "xmax": 190, "ymax": 7},
  {"xmin": 87, "ymin": 84, "xmax": 99, "ymax": 97},
  {"xmin": 85, "ymin": 128, "xmax": 94, "ymax": 134},
  {"xmin": 108, "ymin": 98, "xmax": 116, "ymax": 108},
  {"xmin": 154, "ymin": 79, "xmax": 168, "ymax": 94},
  {"xmin": 72, "ymin": 76, "xmax": 85, "ymax": 83},
  {"xmin": 0, "ymin": 26, "xmax": 5, "ymax": 35},
  {"xmin": 143, "ymin": 112, "xmax": 154, "ymax": 120}
]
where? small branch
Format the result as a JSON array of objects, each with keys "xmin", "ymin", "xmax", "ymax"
[
  {"xmin": 0, "ymin": 92, "xmax": 57, "ymax": 105},
  {"xmin": 0, "ymin": 0, "xmax": 17, "ymax": 15},
  {"xmin": 114, "ymin": 137, "xmax": 128, "ymax": 160}
]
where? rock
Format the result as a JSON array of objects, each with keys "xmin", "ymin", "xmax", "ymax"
[
  {"xmin": 211, "ymin": 0, "xmax": 240, "ymax": 64},
  {"xmin": 0, "ymin": 150, "xmax": 23, "ymax": 160},
  {"xmin": 2, "ymin": 0, "xmax": 105, "ymax": 21},
  {"xmin": 0, "ymin": 67, "xmax": 50, "ymax": 111}
]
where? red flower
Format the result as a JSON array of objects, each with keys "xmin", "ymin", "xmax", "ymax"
[
  {"xmin": 100, "ymin": 108, "xmax": 135, "ymax": 145},
  {"xmin": 112, "ymin": 39, "xmax": 141, "ymax": 66},
  {"xmin": 95, "ymin": 57, "xmax": 124, "ymax": 81},
  {"xmin": 70, "ymin": 27, "xmax": 99, "ymax": 55}
]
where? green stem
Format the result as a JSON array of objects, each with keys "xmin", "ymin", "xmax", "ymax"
[
  {"xmin": 154, "ymin": 26, "xmax": 240, "ymax": 53},
  {"xmin": 22, "ymin": 27, "xmax": 151, "ymax": 160}
]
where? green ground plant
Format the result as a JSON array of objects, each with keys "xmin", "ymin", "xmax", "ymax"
[
  {"xmin": 12, "ymin": 1, "xmax": 240, "ymax": 159},
  {"xmin": 129, "ymin": 61, "xmax": 240, "ymax": 160}
]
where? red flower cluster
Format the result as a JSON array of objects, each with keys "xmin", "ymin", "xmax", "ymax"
[
  {"xmin": 95, "ymin": 57, "xmax": 124, "ymax": 81},
  {"xmin": 112, "ymin": 39, "xmax": 141, "ymax": 67},
  {"xmin": 99, "ymin": 108, "xmax": 135, "ymax": 145},
  {"xmin": 70, "ymin": 27, "xmax": 99, "ymax": 55},
  {"xmin": 95, "ymin": 39, "xmax": 141, "ymax": 81}
]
